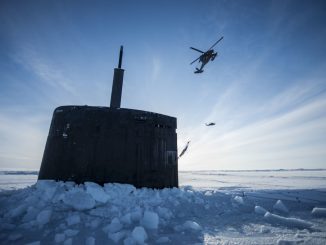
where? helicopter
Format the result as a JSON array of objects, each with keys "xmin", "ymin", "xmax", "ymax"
[
  {"xmin": 190, "ymin": 36, "xmax": 224, "ymax": 73},
  {"xmin": 178, "ymin": 140, "xmax": 190, "ymax": 158},
  {"xmin": 205, "ymin": 122, "xmax": 216, "ymax": 126}
]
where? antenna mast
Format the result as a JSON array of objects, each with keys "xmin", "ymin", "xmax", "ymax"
[{"xmin": 110, "ymin": 46, "xmax": 125, "ymax": 108}]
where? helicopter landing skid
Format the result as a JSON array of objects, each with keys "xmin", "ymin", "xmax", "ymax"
[{"xmin": 194, "ymin": 69, "xmax": 203, "ymax": 74}]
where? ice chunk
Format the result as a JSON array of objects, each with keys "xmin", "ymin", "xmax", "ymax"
[
  {"xmin": 123, "ymin": 237, "xmax": 136, "ymax": 245},
  {"xmin": 204, "ymin": 191, "xmax": 213, "ymax": 196},
  {"xmin": 194, "ymin": 196, "xmax": 204, "ymax": 205},
  {"xmin": 264, "ymin": 212, "xmax": 313, "ymax": 229},
  {"xmin": 311, "ymin": 207, "xmax": 326, "ymax": 217},
  {"xmin": 273, "ymin": 200, "xmax": 289, "ymax": 213},
  {"xmin": 36, "ymin": 209, "xmax": 52, "ymax": 226},
  {"xmin": 25, "ymin": 241, "xmax": 40, "ymax": 245},
  {"xmin": 19, "ymin": 222, "xmax": 34, "ymax": 230},
  {"xmin": 259, "ymin": 225, "xmax": 270, "ymax": 234},
  {"xmin": 0, "ymin": 223, "xmax": 15, "ymax": 231},
  {"xmin": 183, "ymin": 185, "xmax": 193, "ymax": 191},
  {"xmin": 63, "ymin": 190, "xmax": 95, "ymax": 211},
  {"xmin": 85, "ymin": 182, "xmax": 109, "ymax": 203},
  {"xmin": 8, "ymin": 233, "xmax": 22, "ymax": 241},
  {"xmin": 64, "ymin": 229, "xmax": 79, "ymax": 237},
  {"xmin": 66, "ymin": 214, "xmax": 80, "ymax": 226},
  {"xmin": 233, "ymin": 195, "xmax": 245, "ymax": 205},
  {"xmin": 85, "ymin": 236, "xmax": 95, "ymax": 245},
  {"xmin": 54, "ymin": 233, "xmax": 65, "ymax": 243},
  {"xmin": 90, "ymin": 218, "xmax": 101, "ymax": 229},
  {"xmin": 183, "ymin": 220, "xmax": 202, "ymax": 231},
  {"xmin": 174, "ymin": 224, "xmax": 183, "ymax": 232},
  {"xmin": 23, "ymin": 207, "xmax": 39, "ymax": 222},
  {"xmin": 24, "ymin": 195, "xmax": 39, "ymax": 206},
  {"xmin": 89, "ymin": 206, "xmax": 112, "ymax": 218},
  {"xmin": 172, "ymin": 199, "xmax": 180, "ymax": 207},
  {"xmin": 130, "ymin": 209, "xmax": 142, "ymax": 222},
  {"xmin": 6, "ymin": 204, "xmax": 27, "ymax": 218},
  {"xmin": 183, "ymin": 220, "xmax": 201, "ymax": 230},
  {"xmin": 63, "ymin": 238, "xmax": 72, "ymax": 245},
  {"xmin": 36, "ymin": 180, "xmax": 58, "ymax": 201},
  {"xmin": 141, "ymin": 211, "xmax": 159, "ymax": 229},
  {"xmin": 156, "ymin": 236, "xmax": 170, "ymax": 243},
  {"xmin": 36, "ymin": 180, "xmax": 57, "ymax": 191},
  {"xmin": 131, "ymin": 226, "xmax": 148, "ymax": 244},
  {"xmin": 59, "ymin": 223, "xmax": 67, "ymax": 230},
  {"xmin": 108, "ymin": 230, "xmax": 126, "ymax": 243},
  {"xmin": 104, "ymin": 183, "xmax": 136, "ymax": 200},
  {"xmin": 157, "ymin": 206, "xmax": 173, "ymax": 220},
  {"xmin": 103, "ymin": 217, "xmax": 123, "ymax": 233},
  {"xmin": 63, "ymin": 181, "xmax": 76, "ymax": 190},
  {"xmin": 121, "ymin": 213, "xmax": 132, "ymax": 225},
  {"xmin": 277, "ymin": 238, "xmax": 304, "ymax": 245},
  {"xmin": 255, "ymin": 206, "xmax": 267, "ymax": 215}
]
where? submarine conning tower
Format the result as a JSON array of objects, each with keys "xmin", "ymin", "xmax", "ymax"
[{"xmin": 38, "ymin": 46, "xmax": 178, "ymax": 188}]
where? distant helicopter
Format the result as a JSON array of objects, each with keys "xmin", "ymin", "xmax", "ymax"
[
  {"xmin": 178, "ymin": 141, "xmax": 190, "ymax": 158},
  {"xmin": 190, "ymin": 36, "xmax": 224, "ymax": 74},
  {"xmin": 205, "ymin": 122, "xmax": 216, "ymax": 126}
]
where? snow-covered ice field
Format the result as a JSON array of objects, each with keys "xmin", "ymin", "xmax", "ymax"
[{"xmin": 0, "ymin": 170, "xmax": 325, "ymax": 244}]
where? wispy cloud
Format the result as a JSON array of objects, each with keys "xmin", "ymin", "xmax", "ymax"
[
  {"xmin": 0, "ymin": 112, "xmax": 47, "ymax": 170},
  {"xmin": 11, "ymin": 47, "xmax": 77, "ymax": 96},
  {"xmin": 179, "ymin": 80, "xmax": 326, "ymax": 170},
  {"xmin": 151, "ymin": 56, "xmax": 161, "ymax": 82}
]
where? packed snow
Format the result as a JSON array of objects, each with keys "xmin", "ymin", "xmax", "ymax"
[{"xmin": 0, "ymin": 170, "xmax": 326, "ymax": 244}]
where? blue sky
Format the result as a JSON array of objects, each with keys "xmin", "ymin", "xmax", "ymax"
[{"xmin": 0, "ymin": 0, "xmax": 326, "ymax": 170}]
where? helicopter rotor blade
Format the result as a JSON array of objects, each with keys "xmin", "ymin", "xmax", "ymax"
[
  {"xmin": 190, "ymin": 57, "xmax": 200, "ymax": 65},
  {"xmin": 190, "ymin": 47, "xmax": 204, "ymax": 53},
  {"xmin": 208, "ymin": 36, "xmax": 224, "ymax": 50}
]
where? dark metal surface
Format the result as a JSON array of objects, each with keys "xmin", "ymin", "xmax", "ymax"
[
  {"xmin": 118, "ymin": 46, "xmax": 123, "ymax": 69},
  {"xmin": 110, "ymin": 46, "xmax": 124, "ymax": 108},
  {"xmin": 38, "ymin": 106, "xmax": 178, "ymax": 188},
  {"xmin": 110, "ymin": 68, "xmax": 124, "ymax": 108}
]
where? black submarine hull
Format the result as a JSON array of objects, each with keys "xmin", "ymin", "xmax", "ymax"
[{"xmin": 38, "ymin": 106, "xmax": 178, "ymax": 188}]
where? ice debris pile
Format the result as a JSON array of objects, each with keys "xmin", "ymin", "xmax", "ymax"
[
  {"xmin": 0, "ymin": 180, "xmax": 326, "ymax": 244},
  {"xmin": 0, "ymin": 181, "xmax": 207, "ymax": 244}
]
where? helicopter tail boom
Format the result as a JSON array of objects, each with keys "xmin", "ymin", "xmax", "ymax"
[
  {"xmin": 190, "ymin": 57, "xmax": 200, "ymax": 65},
  {"xmin": 190, "ymin": 47, "xmax": 204, "ymax": 53}
]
